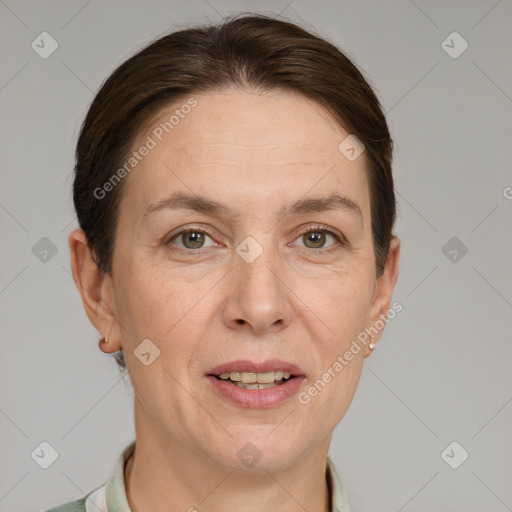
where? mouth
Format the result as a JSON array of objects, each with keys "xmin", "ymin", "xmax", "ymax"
[
  {"xmin": 207, "ymin": 359, "xmax": 304, "ymax": 383},
  {"xmin": 209, "ymin": 370, "xmax": 295, "ymax": 390},
  {"xmin": 205, "ymin": 359, "xmax": 306, "ymax": 409},
  {"xmin": 205, "ymin": 359, "xmax": 306, "ymax": 406}
]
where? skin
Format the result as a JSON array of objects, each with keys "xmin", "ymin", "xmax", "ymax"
[{"xmin": 69, "ymin": 87, "xmax": 400, "ymax": 512}]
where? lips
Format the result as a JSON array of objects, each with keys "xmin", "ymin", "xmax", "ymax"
[
  {"xmin": 206, "ymin": 372, "xmax": 306, "ymax": 408},
  {"xmin": 207, "ymin": 359, "xmax": 305, "ymax": 377}
]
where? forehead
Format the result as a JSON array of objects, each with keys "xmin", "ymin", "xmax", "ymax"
[
  {"xmin": 146, "ymin": 88, "xmax": 347, "ymax": 151},
  {"xmin": 122, "ymin": 88, "xmax": 369, "ymax": 219}
]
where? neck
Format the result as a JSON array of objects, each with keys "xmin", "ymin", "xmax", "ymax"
[{"xmin": 125, "ymin": 401, "xmax": 331, "ymax": 512}]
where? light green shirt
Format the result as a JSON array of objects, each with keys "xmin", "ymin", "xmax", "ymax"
[{"xmin": 45, "ymin": 440, "xmax": 351, "ymax": 511}]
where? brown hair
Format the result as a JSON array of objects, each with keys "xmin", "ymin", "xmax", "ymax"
[{"xmin": 73, "ymin": 13, "xmax": 396, "ymax": 371}]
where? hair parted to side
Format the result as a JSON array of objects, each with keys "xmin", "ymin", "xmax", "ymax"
[{"xmin": 73, "ymin": 13, "xmax": 396, "ymax": 371}]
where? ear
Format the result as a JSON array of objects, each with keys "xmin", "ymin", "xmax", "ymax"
[
  {"xmin": 363, "ymin": 235, "xmax": 400, "ymax": 357},
  {"xmin": 68, "ymin": 228, "xmax": 122, "ymax": 354}
]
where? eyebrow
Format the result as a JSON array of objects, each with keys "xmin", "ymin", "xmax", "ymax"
[{"xmin": 143, "ymin": 191, "xmax": 363, "ymax": 224}]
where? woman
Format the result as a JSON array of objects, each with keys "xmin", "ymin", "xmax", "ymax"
[{"xmin": 48, "ymin": 12, "xmax": 400, "ymax": 512}]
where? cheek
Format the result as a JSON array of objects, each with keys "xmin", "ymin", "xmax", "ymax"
[
  {"xmin": 297, "ymin": 265, "xmax": 373, "ymax": 339},
  {"xmin": 293, "ymin": 267, "xmax": 371, "ymax": 410},
  {"xmin": 114, "ymin": 247, "xmax": 187, "ymax": 325},
  {"xmin": 112, "ymin": 259, "xmax": 215, "ymax": 371},
  {"xmin": 297, "ymin": 349, "xmax": 365, "ymax": 431}
]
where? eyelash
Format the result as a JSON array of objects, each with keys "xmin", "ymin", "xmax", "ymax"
[{"xmin": 166, "ymin": 224, "xmax": 347, "ymax": 255}]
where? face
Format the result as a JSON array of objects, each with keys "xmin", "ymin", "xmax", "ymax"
[{"xmin": 93, "ymin": 88, "xmax": 397, "ymax": 470}]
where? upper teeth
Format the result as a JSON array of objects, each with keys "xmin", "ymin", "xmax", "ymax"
[{"xmin": 219, "ymin": 371, "xmax": 291, "ymax": 383}]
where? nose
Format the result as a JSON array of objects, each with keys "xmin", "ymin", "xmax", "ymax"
[{"xmin": 222, "ymin": 238, "xmax": 291, "ymax": 335}]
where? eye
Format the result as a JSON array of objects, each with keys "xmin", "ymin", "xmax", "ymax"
[
  {"xmin": 167, "ymin": 228, "xmax": 217, "ymax": 251},
  {"xmin": 166, "ymin": 224, "xmax": 347, "ymax": 254},
  {"xmin": 293, "ymin": 225, "xmax": 346, "ymax": 252}
]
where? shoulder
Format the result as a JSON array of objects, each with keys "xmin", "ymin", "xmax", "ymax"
[{"xmin": 43, "ymin": 497, "xmax": 87, "ymax": 512}]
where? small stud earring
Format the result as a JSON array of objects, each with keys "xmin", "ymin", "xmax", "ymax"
[
  {"xmin": 99, "ymin": 325, "xmax": 114, "ymax": 350},
  {"xmin": 369, "ymin": 336, "xmax": 376, "ymax": 350}
]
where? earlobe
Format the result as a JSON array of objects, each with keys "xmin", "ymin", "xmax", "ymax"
[{"xmin": 68, "ymin": 228, "xmax": 122, "ymax": 353}]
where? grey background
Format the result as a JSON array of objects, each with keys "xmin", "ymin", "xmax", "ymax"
[{"xmin": 1, "ymin": 1, "xmax": 511, "ymax": 511}]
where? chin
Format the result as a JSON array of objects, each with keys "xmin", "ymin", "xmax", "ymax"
[{"xmin": 207, "ymin": 428, "xmax": 311, "ymax": 473}]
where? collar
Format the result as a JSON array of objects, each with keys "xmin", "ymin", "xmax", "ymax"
[{"xmin": 87, "ymin": 441, "xmax": 350, "ymax": 512}]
